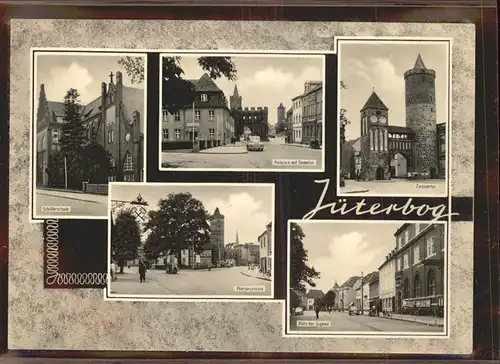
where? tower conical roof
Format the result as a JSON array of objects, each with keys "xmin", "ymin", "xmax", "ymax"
[
  {"xmin": 413, "ymin": 54, "xmax": 427, "ymax": 70},
  {"xmin": 233, "ymin": 84, "xmax": 239, "ymax": 96},
  {"xmin": 213, "ymin": 207, "xmax": 224, "ymax": 218},
  {"xmin": 236, "ymin": 230, "xmax": 240, "ymax": 244},
  {"xmin": 360, "ymin": 91, "xmax": 388, "ymax": 111}
]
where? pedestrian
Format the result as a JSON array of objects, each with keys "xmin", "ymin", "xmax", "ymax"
[
  {"xmin": 138, "ymin": 261, "xmax": 147, "ymax": 282},
  {"xmin": 208, "ymin": 261, "xmax": 212, "ymax": 271},
  {"xmin": 314, "ymin": 298, "xmax": 321, "ymax": 320},
  {"xmin": 110, "ymin": 261, "xmax": 116, "ymax": 282}
]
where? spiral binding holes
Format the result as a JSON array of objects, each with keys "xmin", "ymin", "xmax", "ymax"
[{"xmin": 45, "ymin": 219, "xmax": 107, "ymax": 286}]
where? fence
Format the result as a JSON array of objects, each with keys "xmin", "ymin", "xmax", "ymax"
[{"xmin": 82, "ymin": 182, "xmax": 108, "ymax": 195}]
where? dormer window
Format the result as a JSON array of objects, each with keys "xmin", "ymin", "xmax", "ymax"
[{"xmin": 201, "ymin": 94, "xmax": 208, "ymax": 102}]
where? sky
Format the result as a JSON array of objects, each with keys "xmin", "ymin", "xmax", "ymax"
[
  {"xmin": 338, "ymin": 41, "xmax": 450, "ymax": 141},
  {"xmin": 110, "ymin": 184, "xmax": 273, "ymax": 245},
  {"xmin": 164, "ymin": 54, "xmax": 324, "ymax": 123},
  {"xmin": 295, "ymin": 221, "xmax": 404, "ymax": 293},
  {"xmin": 35, "ymin": 53, "xmax": 145, "ymax": 105}
]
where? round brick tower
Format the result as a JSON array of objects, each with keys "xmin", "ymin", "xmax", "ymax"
[{"xmin": 404, "ymin": 54, "xmax": 438, "ymax": 177}]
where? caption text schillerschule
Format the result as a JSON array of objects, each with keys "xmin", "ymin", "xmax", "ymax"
[{"xmin": 303, "ymin": 179, "xmax": 458, "ymax": 221}]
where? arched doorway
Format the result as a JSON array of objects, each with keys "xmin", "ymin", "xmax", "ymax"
[
  {"xmin": 376, "ymin": 166, "xmax": 385, "ymax": 180},
  {"xmin": 391, "ymin": 153, "xmax": 408, "ymax": 178}
]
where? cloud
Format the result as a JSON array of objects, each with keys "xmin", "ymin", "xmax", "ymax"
[
  {"xmin": 204, "ymin": 192, "xmax": 271, "ymax": 245},
  {"xmin": 237, "ymin": 65, "xmax": 322, "ymax": 100},
  {"xmin": 44, "ymin": 62, "xmax": 94, "ymax": 104},
  {"xmin": 345, "ymin": 56, "xmax": 403, "ymax": 95},
  {"xmin": 309, "ymin": 232, "xmax": 384, "ymax": 292}
]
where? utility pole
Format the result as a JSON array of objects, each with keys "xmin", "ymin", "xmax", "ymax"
[{"xmin": 360, "ymin": 271, "xmax": 364, "ymax": 315}]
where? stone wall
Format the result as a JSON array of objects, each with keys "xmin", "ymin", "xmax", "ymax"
[{"xmin": 360, "ymin": 135, "xmax": 391, "ymax": 181}]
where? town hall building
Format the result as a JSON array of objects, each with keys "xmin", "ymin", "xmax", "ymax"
[{"xmin": 351, "ymin": 54, "xmax": 446, "ymax": 181}]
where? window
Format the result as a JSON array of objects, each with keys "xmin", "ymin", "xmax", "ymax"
[
  {"xmin": 414, "ymin": 274, "xmax": 421, "ymax": 297},
  {"xmin": 404, "ymin": 230, "xmax": 409, "ymax": 245},
  {"xmin": 396, "ymin": 258, "xmax": 400, "ymax": 271},
  {"xmin": 123, "ymin": 153, "xmax": 133, "ymax": 172},
  {"xmin": 174, "ymin": 111, "xmax": 180, "ymax": 121},
  {"xmin": 52, "ymin": 129, "xmax": 60, "ymax": 143},
  {"xmin": 208, "ymin": 110, "xmax": 215, "ymax": 120},
  {"xmin": 426, "ymin": 236, "xmax": 435, "ymax": 257},
  {"xmin": 440, "ymin": 141, "xmax": 446, "ymax": 153},
  {"xmin": 56, "ymin": 116, "xmax": 64, "ymax": 123},
  {"xmin": 108, "ymin": 130, "xmax": 114, "ymax": 143},
  {"xmin": 413, "ymin": 245, "xmax": 420, "ymax": 264},
  {"xmin": 174, "ymin": 129, "xmax": 181, "ymax": 140},
  {"xmin": 439, "ymin": 159, "xmax": 446, "ymax": 171},
  {"xmin": 403, "ymin": 278, "xmax": 410, "ymax": 298},
  {"xmin": 162, "ymin": 129, "xmax": 169, "ymax": 140},
  {"xmin": 201, "ymin": 94, "xmax": 208, "ymax": 102},
  {"xmin": 427, "ymin": 269, "xmax": 436, "ymax": 296},
  {"xmin": 403, "ymin": 253, "xmax": 409, "ymax": 269},
  {"xmin": 209, "ymin": 129, "xmax": 215, "ymax": 138},
  {"xmin": 162, "ymin": 109, "xmax": 168, "ymax": 122},
  {"xmin": 195, "ymin": 110, "xmax": 201, "ymax": 121}
]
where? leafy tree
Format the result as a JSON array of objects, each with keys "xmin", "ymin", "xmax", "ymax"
[
  {"xmin": 143, "ymin": 193, "xmax": 211, "ymax": 261},
  {"xmin": 111, "ymin": 210, "xmax": 142, "ymax": 273},
  {"xmin": 118, "ymin": 56, "xmax": 145, "ymax": 84},
  {"xmin": 161, "ymin": 56, "xmax": 237, "ymax": 115},
  {"xmin": 289, "ymin": 223, "xmax": 320, "ymax": 293},
  {"xmin": 60, "ymin": 88, "xmax": 88, "ymax": 156},
  {"xmin": 322, "ymin": 290, "xmax": 337, "ymax": 309},
  {"xmin": 339, "ymin": 81, "xmax": 350, "ymax": 128},
  {"xmin": 275, "ymin": 122, "xmax": 286, "ymax": 134},
  {"xmin": 46, "ymin": 151, "xmax": 66, "ymax": 188},
  {"xmin": 79, "ymin": 142, "xmax": 113, "ymax": 184},
  {"xmin": 289, "ymin": 289, "xmax": 303, "ymax": 314}
]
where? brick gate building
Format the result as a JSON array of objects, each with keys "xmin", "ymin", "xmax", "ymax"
[{"xmin": 357, "ymin": 55, "xmax": 446, "ymax": 181}]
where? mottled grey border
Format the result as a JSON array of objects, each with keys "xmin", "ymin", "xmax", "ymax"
[{"xmin": 9, "ymin": 20, "xmax": 474, "ymax": 354}]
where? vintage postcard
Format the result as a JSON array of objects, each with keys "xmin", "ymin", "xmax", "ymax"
[
  {"xmin": 159, "ymin": 52, "xmax": 325, "ymax": 172},
  {"xmin": 30, "ymin": 50, "xmax": 147, "ymax": 221},
  {"xmin": 337, "ymin": 38, "xmax": 450, "ymax": 197},
  {"xmin": 9, "ymin": 19, "xmax": 475, "ymax": 356},
  {"xmin": 286, "ymin": 220, "xmax": 447, "ymax": 337},
  {"xmin": 106, "ymin": 182, "xmax": 275, "ymax": 300}
]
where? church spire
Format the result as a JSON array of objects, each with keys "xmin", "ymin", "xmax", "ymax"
[
  {"xmin": 413, "ymin": 54, "xmax": 427, "ymax": 70},
  {"xmin": 233, "ymin": 84, "xmax": 239, "ymax": 96},
  {"xmin": 236, "ymin": 230, "xmax": 240, "ymax": 245}
]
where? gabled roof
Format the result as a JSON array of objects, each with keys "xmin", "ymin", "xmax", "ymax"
[
  {"xmin": 82, "ymin": 96, "xmax": 102, "ymax": 119},
  {"xmin": 341, "ymin": 276, "xmax": 361, "ymax": 288},
  {"xmin": 121, "ymin": 85, "xmax": 145, "ymax": 122},
  {"xmin": 306, "ymin": 289, "xmax": 325, "ymax": 299},
  {"xmin": 360, "ymin": 91, "xmax": 388, "ymax": 111},
  {"xmin": 362, "ymin": 271, "xmax": 378, "ymax": 284},
  {"xmin": 46, "ymin": 101, "xmax": 65, "ymax": 117},
  {"xmin": 348, "ymin": 137, "xmax": 361, "ymax": 152},
  {"xmin": 191, "ymin": 73, "xmax": 223, "ymax": 92}
]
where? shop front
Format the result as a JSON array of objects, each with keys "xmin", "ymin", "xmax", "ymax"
[{"xmin": 401, "ymin": 295, "xmax": 444, "ymax": 316}]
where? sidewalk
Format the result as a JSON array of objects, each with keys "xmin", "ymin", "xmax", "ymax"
[
  {"xmin": 284, "ymin": 143, "xmax": 322, "ymax": 150},
  {"xmin": 339, "ymin": 182, "xmax": 369, "ymax": 194},
  {"xmin": 240, "ymin": 269, "xmax": 272, "ymax": 282},
  {"xmin": 379, "ymin": 312, "xmax": 444, "ymax": 327},
  {"xmin": 37, "ymin": 188, "xmax": 108, "ymax": 204},
  {"xmin": 198, "ymin": 144, "xmax": 247, "ymax": 155}
]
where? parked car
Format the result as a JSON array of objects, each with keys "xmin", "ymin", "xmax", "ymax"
[
  {"xmin": 246, "ymin": 136, "xmax": 264, "ymax": 151},
  {"xmin": 293, "ymin": 307, "xmax": 304, "ymax": 316},
  {"xmin": 309, "ymin": 140, "xmax": 320, "ymax": 149},
  {"xmin": 348, "ymin": 305, "xmax": 360, "ymax": 316}
]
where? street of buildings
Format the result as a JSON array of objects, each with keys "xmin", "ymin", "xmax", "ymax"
[
  {"xmin": 161, "ymin": 140, "xmax": 322, "ymax": 170},
  {"xmin": 110, "ymin": 265, "xmax": 271, "ymax": 297},
  {"xmin": 35, "ymin": 189, "xmax": 108, "ymax": 217},
  {"xmin": 289, "ymin": 222, "xmax": 445, "ymax": 334},
  {"xmin": 289, "ymin": 310, "xmax": 443, "ymax": 333},
  {"xmin": 339, "ymin": 179, "xmax": 447, "ymax": 196}
]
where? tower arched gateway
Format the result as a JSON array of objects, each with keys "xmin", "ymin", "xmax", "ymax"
[{"xmin": 357, "ymin": 54, "xmax": 440, "ymax": 181}]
